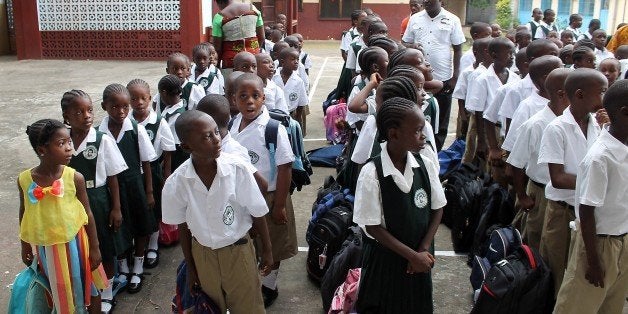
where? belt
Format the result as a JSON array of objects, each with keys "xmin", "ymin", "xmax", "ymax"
[
  {"xmin": 230, "ymin": 237, "xmax": 249, "ymax": 246},
  {"xmin": 597, "ymin": 233, "xmax": 627, "ymax": 238},
  {"xmin": 556, "ymin": 200, "xmax": 575, "ymax": 211},
  {"xmin": 531, "ymin": 179, "xmax": 546, "ymax": 189}
]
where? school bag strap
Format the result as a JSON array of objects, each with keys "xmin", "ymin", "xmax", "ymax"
[
  {"xmin": 182, "ymin": 82, "xmax": 194, "ymax": 105},
  {"xmin": 356, "ymin": 79, "xmax": 374, "ymax": 97},
  {"xmin": 351, "ymin": 42, "xmax": 361, "ymax": 57},
  {"xmin": 198, "ymin": 69, "xmax": 218, "ymax": 89},
  {"xmin": 301, "ymin": 52, "xmax": 308, "ymax": 65},
  {"xmin": 164, "ymin": 106, "xmax": 186, "ymax": 122},
  {"xmin": 265, "ymin": 119, "xmax": 280, "ymax": 179}
]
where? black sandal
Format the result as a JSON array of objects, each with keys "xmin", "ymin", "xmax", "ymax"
[
  {"xmin": 101, "ymin": 298, "xmax": 116, "ymax": 314},
  {"xmin": 128, "ymin": 273, "xmax": 144, "ymax": 294},
  {"xmin": 112, "ymin": 273, "xmax": 129, "ymax": 296},
  {"xmin": 144, "ymin": 249, "xmax": 160, "ymax": 269}
]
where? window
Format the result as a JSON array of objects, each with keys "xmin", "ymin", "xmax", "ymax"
[
  {"xmin": 556, "ymin": 0, "xmax": 572, "ymax": 28},
  {"xmin": 541, "ymin": 0, "xmax": 552, "ymax": 10},
  {"xmin": 320, "ymin": 0, "xmax": 361, "ymax": 19},
  {"xmin": 518, "ymin": 0, "xmax": 533, "ymax": 25}
]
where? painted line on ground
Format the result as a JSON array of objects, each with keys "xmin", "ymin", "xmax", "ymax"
[
  {"xmin": 303, "ymin": 138, "xmax": 328, "ymax": 142},
  {"xmin": 309, "ymin": 57, "xmax": 329, "ymax": 104},
  {"xmin": 297, "ymin": 246, "xmax": 465, "ymax": 257}
]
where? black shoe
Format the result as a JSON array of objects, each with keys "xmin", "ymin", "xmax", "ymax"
[
  {"xmin": 101, "ymin": 298, "xmax": 116, "ymax": 314},
  {"xmin": 127, "ymin": 273, "xmax": 144, "ymax": 294},
  {"xmin": 144, "ymin": 249, "xmax": 159, "ymax": 269},
  {"xmin": 262, "ymin": 286, "xmax": 278, "ymax": 308}
]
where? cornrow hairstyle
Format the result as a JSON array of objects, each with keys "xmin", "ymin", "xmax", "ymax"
[
  {"xmin": 192, "ymin": 43, "xmax": 211, "ymax": 58},
  {"xmin": 387, "ymin": 48, "xmax": 424, "ymax": 72},
  {"xmin": 358, "ymin": 46, "xmax": 387, "ymax": 76},
  {"xmin": 26, "ymin": 119, "xmax": 66, "ymax": 153},
  {"xmin": 367, "ymin": 35, "xmax": 399, "ymax": 55},
  {"xmin": 167, "ymin": 52, "xmax": 190, "ymax": 68},
  {"xmin": 575, "ymin": 38, "xmax": 595, "ymax": 50},
  {"xmin": 102, "ymin": 83, "xmax": 129, "ymax": 103},
  {"xmin": 377, "ymin": 75, "xmax": 418, "ymax": 104},
  {"xmin": 572, "ymin": 46, "xmax": 593, "ymax": 62},
  {"xmin": 60, "ymin": 89, "xmax": 91, "ymax": 113},
  {"xmin": 158, "ymin": 74, "xmax": 183, "ymax": 95},
  {"xmin": 387, "ymin": 64, "xmax": 420, "ymax": 78},
  {"xmin": 127, "ymin": 78, "xmax": 151, "ymax": 93},
  {"xmin": 376, "ymin": 97, "xmax": 417, "ymax": 143},
  {"xmin": 351, "ymin": 9, "xmax": 364, "ymax": 21}
]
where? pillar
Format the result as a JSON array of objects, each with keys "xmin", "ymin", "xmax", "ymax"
[{"xmin": 13, "ymin": 0, "xmax": 41, "ymax": 60}]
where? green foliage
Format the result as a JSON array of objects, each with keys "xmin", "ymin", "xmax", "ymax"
[
  {"xmin": 495, "ymin": 0, "xmax": 513, "ymax": 30},
  {"xmin": 469, "ymin": 0, "xmax": 491, "ymax": 9}
]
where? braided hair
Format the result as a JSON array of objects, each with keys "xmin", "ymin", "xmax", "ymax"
[
  {"xmin": 367, "ymin": 35, "xmax": 399, "ymax": 55},
  {"xmin": 102, "ymin": 83, "xmax": 129, "ymax": 103},
  {"xmin": 26, "ymin": 119, "xmax": 66, "ymax": 153},
  {"xmin": 127, "ymin": 78, "xmax": 151, "ymax": 93},
  {"xmin": 166, "ymin": 52, "xmax": 190, "ymax": 69},
  {"xmin": 158, "ymin": 74, "xmax": 183, "ymax": 96},
  {"xmin": 358, "ymin": 46, "xmax": 387, "ymax": 77},
  {"xmin": 60, "ymin": 89, "xmax": 91, "ymax": 113},
  {"xmin": 192, "ymin": 43, "xmax": 211, "ymax": 58},
  {"xmin": 376, "ymin": 97, "xmax": 418, "ymax": 143},
  {"xmin": 387, "ymin": 48, "xmax": 425, "ymax": 72},
  {"xmin": 377, "ymin": 75, "xmax": 418, "ymax": 104}
]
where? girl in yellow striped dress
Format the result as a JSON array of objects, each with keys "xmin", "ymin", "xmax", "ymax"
[{"xmin": 18, "ymin": 119, "xmax": 107, "ymax": 314}]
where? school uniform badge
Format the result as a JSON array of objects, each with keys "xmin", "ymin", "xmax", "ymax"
[
  {"xmin": 199, "ymin": 78, "xmax": 209, "ymax": 88},
  {"xmin": 223, "ymin": 205, "xmax": 234, "ymax": 225},
  {"xmin": 146, "ymin": 129, "xmax": 155, "ymax": 141},
  {"xmin": 289, "ymin": 92, "xmax": 298, "ymax": 101},
  {"xmin": 248, "ymin": 150, "xmax": 259, "ymax": 164},
  {"xmin": 83, "ymin": 145, "xmax": 98, "ymax": 160},
  {"xmin": 414, "ymin": 188, "xmax": 428, "ymax": 208}
]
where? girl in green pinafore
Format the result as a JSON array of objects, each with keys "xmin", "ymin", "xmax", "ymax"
[
  {"xmin": 62, "ymin": 90, "xmax": 130, "ymax": 313},
  {"xmin": 353, "ymin": 97, "xmax": 446, "ymax": 313},
  {"xmin": 98, "ymin": 84, "xmax": 157, "ymax": 295}
]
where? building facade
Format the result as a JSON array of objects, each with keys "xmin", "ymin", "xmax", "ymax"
[{"xmin": 514, "ymin": 0, "xmax": 627, "ymax": 32}]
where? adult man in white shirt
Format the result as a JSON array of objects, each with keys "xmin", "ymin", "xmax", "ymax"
[{"xmin": 402, "ymin": 0, "xmax": 466, "ymax": 150}]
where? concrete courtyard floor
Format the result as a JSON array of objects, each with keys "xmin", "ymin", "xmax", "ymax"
[{"xmin": 0, "ymin": 40, "xmax": 606, "ymax": 313}]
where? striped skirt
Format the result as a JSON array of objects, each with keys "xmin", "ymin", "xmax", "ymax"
[{"xmin": 36, "ymin": 226, "xmax": 108, "ymax": 313}]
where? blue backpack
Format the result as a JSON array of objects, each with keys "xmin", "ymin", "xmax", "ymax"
[{"xmin": 8, "ymin": 260, "xmax": 55, "ymax": 314}]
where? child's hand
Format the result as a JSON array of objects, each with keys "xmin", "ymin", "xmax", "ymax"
[
  {"xmin": 369, "ymin": 72, "xmax": 383, "ymax": 85},
  {"xmin": 476, "ymin": 141, "xmax": 488, "ymax": 160},
  {"xmin": 146, "ymin": 192, "xmax": 155, "ymax": 210},
  {"xmin": 259, "ymin": 248, "xmax": 274, "ymax": 276},
  {"xmin": 407, "ymin": 251, "xmax": 435, "ymax": 274},
  {"xmin": 488, "ymin": 148, "xmax": 504, "ymax": 166},
  {"xmin": 595, "ymin": 109, "xmax": 610, "ymax": 126},
  {"xmin": 585, "ymin": 259, "xmax": 605, "ymax": 288},
  {"xmin": 21, "ymin": 242, "xmax": 33, "ymax": 266},
  {"xmin": 109, "ymin": 208, "xmax": 123, "ymax": 232},
  {"xmin": 271, "ymin": 205, "xmax": 288, "ymax": 225},
  {"xmin": 516, "ymin": 194, "xmax": 535, "ymax": 212},
  {"xmin": 187, "ymin": 265, "xmax": 201, "ymax": 294},
  {"xmin": 89, "ymin": 246, "xmax": 102, "ymax": 271}
]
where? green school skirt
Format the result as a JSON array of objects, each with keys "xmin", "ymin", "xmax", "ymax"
[
  {"xmin": 87, "ymin": 186, "xmax": 130, "ymax": 260},
  {"xmin": 118, "ymin": 173, "xmax": 157, "ymax": 239}
]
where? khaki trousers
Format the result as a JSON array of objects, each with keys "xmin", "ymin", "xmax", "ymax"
[
  {"xmin": 539, "ymin": 200, "xmax": 576, "ymax": 297},
  {"xmin": 523, "ymin": 180, "xmax": 548, "ymax": 252}
]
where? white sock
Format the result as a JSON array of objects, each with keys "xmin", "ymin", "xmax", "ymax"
[
  {"xmin": 101, "ymin": 278, "xmax": 114, "ymax": 300},
  {"xmin": 261, "ymin": 269, "xmax": 278, "ymax": 290},
  {"xmin": 148, "ymin": 231, "xmax": 159, "ymax": 250},
  {"xmin": 117, "ymin": 259, "xmax": 129, "ymax": 281},
  {"xmin": 131, "ymin": 256, "xmax": 144, "ymax": 284}
]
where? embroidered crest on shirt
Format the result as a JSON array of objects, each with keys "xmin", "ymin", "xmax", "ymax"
[
  {"xmin": 223, "ymin": 205, "xmax": 235, "ymax": 225},
  {"xmin": 289, "ymin": 92, "xmax": 298, "ymax": 101},
  {"xmin": 414, "ymin": 188, "xmax": 428, "ymax": 208},
  {"xmin": 83, "ymin": 145, "xmax": 98, "ymax": 160},
  {"xmin": 249, "ymin": 150, "xmax": 260, "ymax": 164},
  {"xmin": 199, "ymin": 77, "xmax": 209, "ymax": 88},
  {"xmin": 146, "ymin": 129, "xmax": 155, "ymax": 141}
]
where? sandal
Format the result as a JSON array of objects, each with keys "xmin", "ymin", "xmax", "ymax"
[
  {"xmin": 144, "ymin": 249, "xmax": 160, "ymax": 269},
  {"xmin": 128, "ymin": 273, "xmax": 144, "ymax": 294},
  {"xmin": 112, "ymin": 273, "xmax": 128, "ymax": 296},
  {"xmin": 101, "ymin": 298, "xmax": 116, "ymax": 314}
]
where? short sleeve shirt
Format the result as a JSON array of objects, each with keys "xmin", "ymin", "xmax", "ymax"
[
  {"xmin": 498, "ymin": 74, "xmax": 537, "ymax": 120},
  {"xmin": 135, "ymin": 110, "xmax": 176, "ymax": 159},
  {"xmin": 466, "ymin": 64, "xmax": 520, "ymax": 113},
  {"xmin": 264, "ymin": 79, "xmax": 290, "ymax": 114},
  {"xmin": 72, "ymin": 127, "xmax": 128, "ymax": 188},
  {"xmin": 98, "ymin": 117, "xmax": 157, "ymax": 163},
  {"xmin": 272, "ymin": 70, "xmax": 308, "ymax": 112},
  {"xmin": 501, "ymin": 92, "xmax": 548, "ymax": 152}
]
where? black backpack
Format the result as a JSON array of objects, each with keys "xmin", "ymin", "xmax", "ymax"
[
  {"xmin": 471, "ymin": 245, "xmax": 554, "ymax": 314},
  {"xmin": 320, "ymin": 226, "xmax": 363, "ymax": 312}
]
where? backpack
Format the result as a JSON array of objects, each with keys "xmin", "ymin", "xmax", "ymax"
[
  {"xmin": 301, "ymin": 52, "xmax": 309, "ymax": 66},
  {"xmin": 8, "ymin": 260, "xmax": 55, "ymax": 314},
  {"xmin": 324, "ymin": 102, "xmax": 349, "ymax": 144},
  {"xmin": 471, "ymin": 245, "xmax": 554, "ymax": 314},
  {"xmin": 307, "ymin": 145, "xmax": 344, "ymax": 168},
  {"xmin": 159, "ymin": 221, "xmax": 179, "ymax": 246},
  {"xmin": 322, "ymin": 88, "xmax": 340, "ymax": 115},
  {"xmin": 172, "ymin": 260, "xmax": 220, "ymax": 314},
  {"xmin": 438, "ymin": 138, "xmax": 466, "ymax": 179},
  {"xmin": 320, "ymin": 226, "xmax": 363, "ymax": 312},
  {"xmin": 328, "ymin": 268, "xmax": 361, "ymax": 314},
  {"xmin": 306, "ymin": 189, "xmax": 355, "ymax": 282}
]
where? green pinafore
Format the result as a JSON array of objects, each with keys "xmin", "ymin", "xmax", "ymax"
[
  {"xmin": 69, "ymin": 129, "xmax": 132, "ymax": 259},
  {"xmin": 161, "ymin": 105, "xmax": 189, "ymax": 172},
  {"xmin": 142, "ymin": 114, "xmax": 164, "ymax": 223},
  {"xmin": 356, "ymin": 154, "xmax": 434, "ymax": 314}
]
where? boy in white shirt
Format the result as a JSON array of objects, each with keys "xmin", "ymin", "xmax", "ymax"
[
  {"xmin": 163, "ymin": 110, "xmax": 272, "ymax": 314},
  {"xmin": 229, "ymin": 74, "xmax": 296, "ymax": 307},
  {"xmin": 293, "ymin": 33, "xmax": 312, "ymax": 76},
  {"xmin": 506, "ymin": 68, "xmax": 570, "ymax": 251},
  {"xmin": 553, "ymin": 80, "xmax": 628, "ymax": 314},
  {"xmin": 534, "ymin": 9, "xmax": 559, "ymax": 40},
  {"xmin": 157, "ymin": 52, "xmax": 205, "ymax": 110},
  {"xmin": 272, "ymin": 48, "xmax": 308, "ymax": 133},
  {"xmin": 190, "ymin": 43, "xmax": 225, "ymax": 96},
  {"xmin": 537, "ymin": 68, "xmax": 608, "ymax": 296},
  {"xmin": 592, "ymin": 29, "xmax": 614, "ymax": 67},
  {"xmin": 256, "ymin": 53, "xmax": 289, "ymax": 114}
]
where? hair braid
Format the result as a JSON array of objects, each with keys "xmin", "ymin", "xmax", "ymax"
[{"xmin": 376, "ymin": 97, "xmax": 417, "ymax": 142}]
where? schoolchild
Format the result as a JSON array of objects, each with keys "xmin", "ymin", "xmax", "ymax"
[
  {"xmin": 354, "ymin": 21, "xmax": 389, "ymax": 74},
  {"xmin": 579, "ymin": 19, "xmax": 601, "ymax": 41},
  {"xmin": 155, "ymin": 52, "xmax": 205, "ymax": 110},
  {"xmin": 527, "ymin": 8, "xmax": 543, "ymax": 38},
  {"xmin": 341, "ymin": 10, "xmax": 367, "ymax": 62},
  {"xmin": 190, "ymin": 43, "xmax": 225, "ymax": 95},
  {"xmin": 346, "ymin": 15, "xmax": 379, "ymax": 76},
  {"xmin": 367, "ymin": 35, "xmax": 400, "ymax": 58},
  {"xmin": 572, "ymin": 46, "xmax": 596, "ymax": 69},
  {"xmin": 387, "ymin": 65, "xmax": 438, "ymax": 136},
  {"xmin": 98, "ymin": 84, "xmax": 158, "ymax": 294},
  {"xmin": 592, "ymin": 29, "xmax": 615, "ymax": 66},
  {"xmin": 293, "ymin": 33, "xmax": 312, "ymax": 76},
  {"xmin": 491, "ymin": 23, "xmax": 502, "ymax": 38},
  {"xmin": 534, "ymin": 9, "xmax": 558, "ymax": 40},
  {"xmin": 353, "ymin": 97, "xmax": 446, "ymax": 313},
  {"xmin": 553, "ymin": 79, "xmax": 628, "ymax": 314},
  {"xmin": 614, "ymin": 45, "xmax": 628, "ymax": 79},
  {"xmin": 271, "ymin": 41, "xmax": 289, "ymax": 63},
  {"xmin": 559, "ymin": 44, "xmax": 574, "ymax": 67},
  {"xmin": 560, "ymin": 30, "xmax": 575, "ymax": 47},
  {"xmin": 347, "ymin": 46, "xmax": 388, "ymax": 129},
  {"xmin": 272, "ymin": 47, "xmax": 308, "ymax": 130},
  {"xmin": 229, "ymin": 74, "xmax": 296, "ymax": 307},
  {"xmin": 506, "ymin": 68, "xmax": 571, "ymax": 251},
  {"xmin": 256, "ymin": 53, "xmax": 289, "ymax": 114},
  {"xmin": 162, "ymin": 110, "xmax": 273, "ymax": 314},
  {"xmin": 62, "ymin": 90, "xmax": 128, "ymax": 312},
  {"xmin": 127, "ymin": 79, "xmax": 176, "ymax": 270},
  {"xmin": 537, "ymin": 68, "xmax": 608, "ymax": 295},
  {"xmin": 19, "ymin": 119, "xmax": 108, "ymax": 313},
  {"xmin": 154, "ymin": 75, "xmax": 189, "ymax": 172},
  {"xmin": 225, "ymin": 71, "xmax": 246, "ymax": 117},
  {"xmin": 282, "ymin": 35, "xmax": 310, "ymax": 91},
  {"xmin": 515, "ymin": 29, "xmax": 532, "ymax": 50},
  {"xmin": 233, "ymin": 51, "xmax": 258, "ymax": 74},
  {"xmin": 387, "ymin": 47, "xmax": 443, "ymax": 95},
  {"xmin": 563, "ymin": 14, "xmax": 583, "ymax": 39},
  {"xmin": 598, "ymin": 57, "xmax": 621, "ymax": 86}
]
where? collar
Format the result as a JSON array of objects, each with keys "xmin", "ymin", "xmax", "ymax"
[
  {"xmin": 379, "ymin": 142, "xmax": 420, "ymax": 178},
  {"xmin": 135, "ymin": 110, "xmax": 157, "ymax": 126},
  {"xmin": 192, "ymin": 66, "xmax": 213, "ymax": 81},
  {"xmin": 180, "ymin": 79, "xmax": 191, "ymax": 88},
  {"xmin": 531, "ymin": 20, "xmax": 541, "ymax": 26},
  {"xmin": 486, "ymin": 64, "xmax": 516, "ymax": 84},
  {"xmin": 562, "ymin": 106, "xmax": 595, "ymax": 128},
  {"xmin": 530, "ymin": 90, "xmax": 549, "ymax": 103},
  {"xmin": 521, "ymin": 74, "xmax": 537, "ymax": 90},
  {"xmin": 541, "ymin": 21, "xmax": 554, "ymax": 28},
  {"xmin": 222, "ymin": 132, "xmax": 234, "ymax": 144},
  {"xmin": 540, "ymin": 105, "xmax": 558, "ymax": 120},
  {"xmin": 98, "ymin": 116, "xmax": 134, "ymax": 137},
  {"xmin": 274, "ymin": 69, "xmax": 299, "ymax": 82},
  {"xmin": 183, "ymin": 154, "xmax": 232, "ymax": 180},
  {"xmin": 162, "ymin": 101, "xmax": 185, "ymax": 114},
  {"xmin": 600, "ymin": 126, "xmax": 628, "ymax": 160},
  {"xmin": 73, "ymin": 127, "xmax": 97, "ymax": 155}
]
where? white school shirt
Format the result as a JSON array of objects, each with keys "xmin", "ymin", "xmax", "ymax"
[
  {"xmin": 538, "ymin": 107, "xmax": 601, "ymax": 206},
  {"xmin": 181, "ymin": 79, "xmax": 206, "ymax": 110},
  {"xmin": 264, "ymin": 39, "xmax": 274, "ymax": 54},
  {"xmin": 158, "ymin": 100, "xmax": 186, "ymax": 145},
  {"xmin": 423, "ymin": 94, "xmax": 440, "ymax": 131},
  {"xmin": 402, "ymin": 9, "xmax": 466, "ymax": 81},
  {"xmin": 620, "ymin": 59, "xmax": 628, "ymax": 79},
  {"xmin": 273, "ymin": 60, "xmax": 309, "ymax": 92},
  {"xmin": 345, "ymin": 76, "xmax": 377, "ymax": 128},
  {"xmin": 574, "ymin": 127, "xmax": 628, "ymax": 235},
  {"xmin": 72, "ymin": 127, "xmax": 128, "ymax": 188},
  {"xmin": 350, "ymin": 115, "xmax": 437, "ymax": 165},
  {"xmin": 272, "ymin": 69, "xmax": 308, "ymax": 112},
  {"xmin": 353, "ymin": 142, "xmax": 446, "ymax": 239},
  {"xmin": 466, "ymin": 64, "xmax": 520, "ymax": 113},
  {"xmin": 135, "ymin": 110, "xmax": 176, "ymax": 159},
  {"xmin": 345, "ymin": 36, "xmax": 365, "ymax": 70},
  {"xmin": 341, "ymin": 27, "xmax": 359, "ymax": 52},
  {"xmin": 501, "ymin": 91, "xmax": 549, "ymax": 152},
  {"xmin": 453, "ymin": 65, "xmax": 475, "ymax": 100},
  {"xmin": 460, "ymin": 50, "xmax": 475, "ymax": 77},
  {"xmin": 190, "ymin": 64, "xmax": 225, "ymax": 96},
  {"xmin": 526, "ymin": 20, "xmax": 541, "ymax": 32},
  {"xmin": 263, "ymin": 79, "xmax": 289, "ymax": 114},
  {"xmin": 594, "ymin": 48, "xmax": 614, "ymax": 67},
  {"xmin": 562, "ymin": 26, "xmax": 582, "ymax": 39},
  {"xmin": 98, "ymin": 116, "xmax": 157, "ymax": 164},
  {"xmin": 578, "ymin": 31, "xmax": 593, "ymax": 41},
  {"xmin": 498, "ymin": 74, "xmax": 537, "ymax": 121},
  {"xmin": 463, "ymin": 63, "xmax": 488, "ymax": 111},
  {"xmin": 534, "ymin": 21, "xmax": 558, "ymax": 39},
  {"xmin": 222, "ymin": 132, "xmax": 257, "ymax": 173},
  {"xmin": 507, "ymin": 106, "xmax": 557, "ymax": 185},
  {"xmin": 299, "ymin": 50, "xmax": 312, "ymax": 70},
  {"xmin": 229, "ymin": 108, "xmax": 295, "ymax": 191},
  {"xmin": 162, "ymin": 155, "xmax": 268, "ymax": 249},
  {"xmin": 483, "ymin": 83, "xmax": 513, "ymax": 133}
]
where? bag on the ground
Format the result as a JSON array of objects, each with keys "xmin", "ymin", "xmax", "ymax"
[
  {"xmin": 307, "ymin": 145, "xmax": 344, "ymax": 168},
  {"xmin": 328, "ymin": 268, "xmax": 361, "ymax": 314},
  {"xmin": 471, "ymin": 245, "xmax": 554, "ymax": 313},
  {"xmin": 159, "ymin": 222, "xmax": 179, "ymax": 246},
  {"xmin": 322, "ymin": 88, "xmax": 340, "ymax": 114},
  {"xmin": 321, "ymin": 226, "xmax": 363, "ymax": 312},
  {"xmin": 438, "ymin": 138, "xmax": 465, "ymax": 180},
  {"xmin": 172, "ymin": 260, "xmax": 220, "ymax": 314},
  {"xmin": 324, "ymin": 102, "xmax": 349, "ymax": 144},
  {"xmin": 8, "ymin": 259, "xmax": 54, "ymax": 314},
  {"xmin": 306, "ymin": 188, "xmax": 355, "ymax": 282}
]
